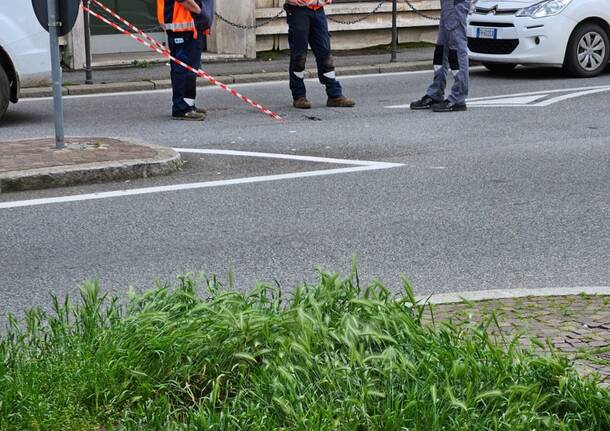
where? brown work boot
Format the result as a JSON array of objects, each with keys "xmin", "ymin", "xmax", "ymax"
[
  {"xmin": 293, "ymin": 97, "xmax": 312, "ymax": 109},
  {"xmin": 327, "ymin": 95, "xmax": 355, "ymax": 108}
]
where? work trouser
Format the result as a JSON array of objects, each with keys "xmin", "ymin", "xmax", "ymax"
[
  {"xmin": 425, "ymin": 0, "xmax": 469, "ymax": 105},
  {"xmin": 167, "ymin": 30, "xmax": 203, "ymax": 116},
  {"xmin": 285, "ymin": 5, "xmax": 343, "ymax": 100}
]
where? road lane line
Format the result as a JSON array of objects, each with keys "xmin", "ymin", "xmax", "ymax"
[{"xmin": 0, "ymin": 150, "xmax": 404, "ymax": 210}]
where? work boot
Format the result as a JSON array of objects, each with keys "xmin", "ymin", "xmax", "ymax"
[
  {"xmin": 293, "ymin": 97, "xmax": 312, "ymax": 109},
  {"xmin": 410, "ymin": 95, "xmax": 438, "ymax": 110},
  {"xmin": 432, "ymin": 100, "xmax": 467, "ymax": 112},
  {"xmin": 327, "ymin": 95, "xmax": 355, "ymax": 108},
  {"xmin": 192, "ymin": 106, "xmax": 207, "ymax": 115},
  {"xmin": 172, "ymin": 111, "xmax": 206, "ymax": 121}
]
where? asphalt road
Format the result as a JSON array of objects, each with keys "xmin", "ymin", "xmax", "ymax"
[{"xmin": 1, "ymin": 66, "xmax": 609, "ymax": 316}]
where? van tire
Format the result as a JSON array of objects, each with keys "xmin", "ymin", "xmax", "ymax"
[{"xmin": 0, "ymin": 65, "xmax": 9, "ymax": 123}]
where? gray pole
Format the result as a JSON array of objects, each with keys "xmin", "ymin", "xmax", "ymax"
[
  {"xmin": 83, "ymin": 0, "xmax": 93, "ymax": 84},
  {"xmin": 47, "ymin": 0, "xmax": 65, "ymax": 149},
  {"xmin": 390, "ymin": 0, "xmax": 398, "ymax": 63}
]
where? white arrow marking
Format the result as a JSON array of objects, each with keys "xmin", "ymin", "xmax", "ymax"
[
  {"xmin": 469, "ymin": 94, "xmax": 548, "ymax": 106},
  {"xmin": 0, "ymin": 149, "xmax": 404, "ymax": 210},
  {"xmin": 386, "ymin": 84, "xmax": 610, "ymax": 109}
]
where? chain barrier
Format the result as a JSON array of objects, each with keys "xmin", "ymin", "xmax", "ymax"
[
  {"xmin": 215, "ymin": 1, "xmax": 438, "ymax": 29},
  {"xmin": 214, "ymin": 9, "xmax": 285, "ymax": 29},
  {"xmin": 401, "ymin": 0, "xmax": 440, "ymax": 21},
  {"xmin": 326, "ymin": 0, "xmax": 385, "ymax": 25}
]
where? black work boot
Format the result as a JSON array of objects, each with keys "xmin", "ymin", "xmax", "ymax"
[
  {"xmin": 327, "ymin": 95, "xmax": 355, "ymax": 108},
  {"xmin": 293, "ymin": 97, "xmax": 312, "ymax": 109},
  {"xmin": 192, "ymin": 106, "xmax": 207, "ymax": 115},
  {"xmin": 410, "ymin": 95, "xmax": 438, "ymax": 110},
  {"xmin": 432, "ymin": 100, "xmax": 467, "ymax": 112},
  {"xmin": 172, "ymin": 111, "xmax": 206, "ymax": 121}
]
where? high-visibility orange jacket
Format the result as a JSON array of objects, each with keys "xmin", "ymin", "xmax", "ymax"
[
  {"xmin": 285, "ymin": 0, "xmax": 333, "ymax": 7},
  {"xmin": 157, "ymin": 0, "xmax": 197, "ymax": 33}
]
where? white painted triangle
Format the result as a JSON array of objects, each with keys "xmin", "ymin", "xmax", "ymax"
[{"xmin": 469, "ymin": 94, "xmax": 548, "ymax": 106}]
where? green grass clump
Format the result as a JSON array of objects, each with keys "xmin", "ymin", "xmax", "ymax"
[{"xmin": 1, "ymin": 271, "xmax": 609, "ymax": 430}]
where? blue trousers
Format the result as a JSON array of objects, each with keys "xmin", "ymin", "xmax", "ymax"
[
  {"xmin": 286, "ymin": 5, "xmax": 343, "ymax": 100},
  {"xmin": 425, "ymin": 0, "xmax": 470, "ymax": 105},
  {"xmin": 167, "ymin": 31, "xmax": 203, "ymax": 116}
]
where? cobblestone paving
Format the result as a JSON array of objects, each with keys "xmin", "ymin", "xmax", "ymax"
[
  {"xmin": 0, "ymin": 138, "xmax": 157, "ymax": 173},
  {"xmin": 421, "ymin": 295, "xmax": 610, "ymax": 387}
]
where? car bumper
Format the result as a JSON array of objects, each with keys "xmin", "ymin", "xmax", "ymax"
[{"xmin": 467, "ymin": 14, "xmax": 576, "ymax": 66}]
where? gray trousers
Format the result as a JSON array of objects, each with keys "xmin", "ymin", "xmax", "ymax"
[{"xmin": 426, "ymin": 0, "xmax": 470, "ymax": 105}]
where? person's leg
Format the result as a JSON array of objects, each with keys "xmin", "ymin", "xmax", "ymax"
[
  {"xmin": 287, "ymin": 6, "xmax": 311, "ymax": 101},
  {"xmin": 183, "ymin": 33, "xmax": 203, "ymax": 111},
  {"xmin": 447, "ymin": 1, "xmax": 469, "ymax": 105},
  {"xmin": 189, "ymin": 34, "xmax": 206, "ymax": 114},
  {"xmin": 309, "ymin": 8, "xmax": 343, "ymax": 99},
  {"xmin": 168, "ymin": 31, "xmax": 197, "ymax": 116},
  {"xmin": 425, "ymin": 22, "xmax": 449, "ymax": 102}
]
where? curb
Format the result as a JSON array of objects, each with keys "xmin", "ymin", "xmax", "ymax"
[
  {"xmin": 21, "ymin": 60, "xmax": 432, "ymax": 98},
  {"xmin": 419, "ymin": 286, "xmax": 610, "ymax": 305},
  {"xmin": 0, "ymin": 138, "xmax": 182, "ymax": 193}
]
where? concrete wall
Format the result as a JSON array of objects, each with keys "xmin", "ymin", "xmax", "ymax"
[{"xmin": 254, "ymin": 0, "xmax": 440, "ymax": 53}]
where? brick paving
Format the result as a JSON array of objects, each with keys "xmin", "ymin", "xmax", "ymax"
[
  {"xmin": 422, "ymin": 294, "xmax": 610, "ymax": 387},
  {"xmin": 0, "ymin": 138, "xmax": 157, "ymax": 173}
]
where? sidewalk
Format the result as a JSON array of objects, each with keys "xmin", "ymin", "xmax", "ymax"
[
  {"xmin": 420, "ymin": 288, "xmax": 610, "ymax": 388},
  {"xmin": 23, "ymin": 47, "xmax": 435, "ymax": 98},
  {"xmin": 0, "ymin": 138, "xmax": 181, "ymax": 193}
]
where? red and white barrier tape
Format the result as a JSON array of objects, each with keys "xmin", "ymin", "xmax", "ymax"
[{"xmin": 83, "ymin": 2, "xmax": 284, "ymax": 122}]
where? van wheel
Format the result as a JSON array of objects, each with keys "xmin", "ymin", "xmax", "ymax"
[
  {"xmin": 0, "ymin": 66, "xmax": 9, "ymax": 123},
  {"xmin": 483, "ymin": 63, "xmax": 517, "ymax": 73},
  {"xmin": 564, "ymin": 23, "xmax": 609, "ymax": 78}
]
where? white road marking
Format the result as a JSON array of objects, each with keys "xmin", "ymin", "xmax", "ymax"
[
  {"xmin": 386, "ymin": 84, "xmax": 610, "ymax": 109},
  {"xmin": 469, "ymin": 94, "xmax": 548, "ymax": 106},
  {"xmin": 0, "ymin": 149, "xmax": 404, "ymax": 210}
]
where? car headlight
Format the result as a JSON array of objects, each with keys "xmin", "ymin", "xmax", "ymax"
[
  {"xmin": 516, "ymin": 0, "xmax": 572, "ymax": 18},
  {"xmin": 469, "ymin": 0, "xmax": 479, "ymax": 15}
]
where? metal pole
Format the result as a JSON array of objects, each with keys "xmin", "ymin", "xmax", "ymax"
[
  {"xmin": 47, "ymin": 0, "xmax": 65, "ymax": 149},
  {"xmin": 390, "ymin": 0, "xmax": 398, "ymax": 63},
  {"xmin": 83, "ymin": 0, "xmax": 93, "ymax": 84}
]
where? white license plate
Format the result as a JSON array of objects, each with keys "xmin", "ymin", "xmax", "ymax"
[{"xmin": 476, "ymin": 27, "xmax": 498, "ymax": 39}]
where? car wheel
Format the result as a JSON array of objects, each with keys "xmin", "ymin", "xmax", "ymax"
[
  {"xmin": 564, "ymin": 23, "xmax": 610, "ymax": 78},
  {"xmin": 0, "ymin": 66, "xmax": 9, "ymax": 123},
  {"xmin": 483, "ymin": 63, "xmax": 517, "ymax": 73}
]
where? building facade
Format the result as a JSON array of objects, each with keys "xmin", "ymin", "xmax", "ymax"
[{"xmin": 66, "ymin": 0, "xmax": 440, "ymax": 68}]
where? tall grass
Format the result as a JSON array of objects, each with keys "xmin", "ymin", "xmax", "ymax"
[{"xmin": 1, "ymin": 271, "xmax": 608, "ymax": 430}]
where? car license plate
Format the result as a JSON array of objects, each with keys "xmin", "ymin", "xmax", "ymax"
[{"xmin": 476, "ymin": 27, "xmax": 498, "ymax": 39}]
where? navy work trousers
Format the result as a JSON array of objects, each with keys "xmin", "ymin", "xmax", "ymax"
[
  {"xmin": 286, "ymin": 5, "xmax": 342, "ymax": 100},
  {"xmin": 167, "ymin": 30, "xmax": 203, "ymax": 116}
]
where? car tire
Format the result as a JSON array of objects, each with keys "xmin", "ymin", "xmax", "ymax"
[
  {"xmin": 483, "ymin": 62, "xmax": 517, "ymax": 73},
  {"xmin": 564, "ymin": 23, "xmax": 609, "ymax": 78},
  {"xmin": 0, "ymin": 65, "xmax": 9, "ymax": 123}
]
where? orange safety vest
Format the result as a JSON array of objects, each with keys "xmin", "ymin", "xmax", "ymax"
[{"xmin": 157, "ymin": 0, "xmax": 197, "ymax": 35}]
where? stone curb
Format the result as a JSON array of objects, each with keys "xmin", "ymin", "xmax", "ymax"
[
  {"xmin": 21, "ymin": 60, "xmax": 431, "ymax": 98},
  {"xmin": 419, "ymin": 286, "xmax": 610, "ymax": 305},
  {"xmin": 0, "ymin": 138, "xmax": 182, "ymax": 193}
]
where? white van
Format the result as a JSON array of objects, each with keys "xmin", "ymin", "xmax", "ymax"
[{"xmin": 0, "ymin": 1, "xmax": 51, "ymax": 122}]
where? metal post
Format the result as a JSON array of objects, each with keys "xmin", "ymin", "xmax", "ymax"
[
  {"xmin": 83, "ymin": 0, "xmax": 93, "ymax": 84},
  {"xmin": 47, "ymin": 0, "xmax": 65, "ymax": 149},
  {"xmin": 390, "ymin": 0, "xmax": 398, "ymax": 63}
]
